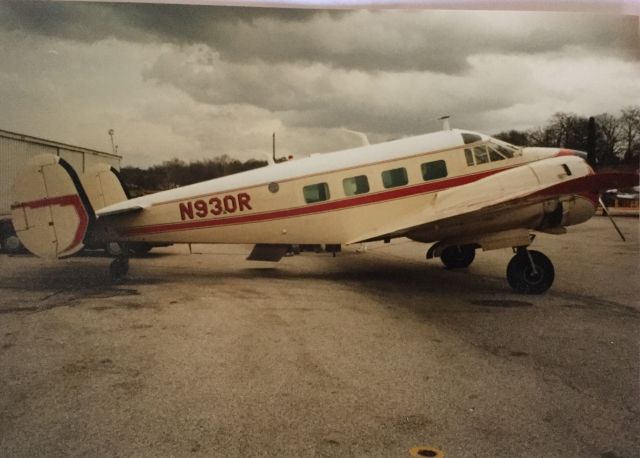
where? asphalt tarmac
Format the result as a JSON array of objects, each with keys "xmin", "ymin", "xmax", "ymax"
[{"xmin": 0, "ymin": 216, "xmax": 638, "ymax": 457}]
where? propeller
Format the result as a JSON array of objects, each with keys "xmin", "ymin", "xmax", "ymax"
[{"xmin": 598, "ymin": 196, "xmax": 626, "ymax": 242}]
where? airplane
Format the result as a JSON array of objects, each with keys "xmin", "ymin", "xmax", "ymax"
[{"xmin": 10, "ymin": 126, "xmax": 638, "ymax": 294}]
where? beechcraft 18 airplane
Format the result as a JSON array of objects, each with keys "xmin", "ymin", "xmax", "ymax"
[{"xmin": 10, "ymin": 124, "xmax": 637, "ymax": 294}]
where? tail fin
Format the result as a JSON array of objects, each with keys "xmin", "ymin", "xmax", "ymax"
[
  {"xmin": 80, "ymin": 163, "xmax": 129, "ymax": 212},
  {"xmin": 11, "ymin": 154, "xmax": 95, "ymax": 259}
]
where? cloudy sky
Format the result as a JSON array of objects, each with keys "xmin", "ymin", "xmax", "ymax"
[{"xmin": 0, "ymin": 2, "xmax": 638, "ymax": 167}]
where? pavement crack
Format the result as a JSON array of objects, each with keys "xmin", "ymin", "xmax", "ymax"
[
  {"xmin": 39, "ymin": 290, "xmax": 64, "ymax": 302},
  {"xmin": 550, "ymin": 291, "xmax": 639, "ymax": 316},
  {"xmin": 0, "ymin": 306, "xmax": 40, "ymax": 315}
]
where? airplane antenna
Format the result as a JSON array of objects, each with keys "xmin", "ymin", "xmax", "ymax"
[
  {"xmin": 271, "ymin": 132, "xmax": 290, "ymax": 163},
  {"xmin": 272, "ymin": 132, "xmax": 276, "ymax": 163},
  {"xmin": 439, "ymin": 116, "xmax": 451, "ymax": 131}
]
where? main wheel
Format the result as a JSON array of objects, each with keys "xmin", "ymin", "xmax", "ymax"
[
  {"xmin": 110, "ymin": 257, "xmax": 129, "ymax": 280},
  {"xmin": 506, "ymin": 250, "xmax": 554, "ymax": 294},
  {"xmin": 440, "ymin": 245, "xmax": 476, "ymax": 269},
  {"xmin": 105, "ymin": 242, "xmax": 123, "ymax": 257}
]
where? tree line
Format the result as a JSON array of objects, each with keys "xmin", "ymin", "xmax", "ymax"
[
  {"xmin": 120, "ymin": 155, "xmax": 268, "ymax": 194},
  {"xmin": 494, "ymin": 106, "xmax": 640, "ymax": 167}
]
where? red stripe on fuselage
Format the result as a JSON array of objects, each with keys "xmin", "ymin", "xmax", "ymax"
[
  {"xmin": 11, "ymin": 194, "xmax": 89, "ymax": 253},
  {"xmin": 122, "ymin": 167, "xmax": 508, "ymax": 236}
]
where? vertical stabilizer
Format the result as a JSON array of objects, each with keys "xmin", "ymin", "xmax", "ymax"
[
  {"xmin": 11, "ymin": 154, "xmax": 95, "ymax": 259},
  {"xmin": 80, "ymin": 163, "xmax": 129, "ymax": 211}
]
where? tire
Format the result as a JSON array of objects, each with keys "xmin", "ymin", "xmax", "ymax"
[
  {"xmin": 110, "ymin": 257, "xmax": 129, "ymax": 280},
  {"xmin": 105, "ymin": 242, "xmax": 123, "ymax": 257},
  {"xmin": 440, "ymin": 245, "xmax": 476, "ymax": 269},
  {"xmin": 506, "ymin": 250, "xmax": 555, "ymax": 294}
]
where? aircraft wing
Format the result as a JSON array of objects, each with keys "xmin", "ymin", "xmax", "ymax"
[{"xmin": 349, "ymin": 157, "xmax": 638, "ymax": 243}]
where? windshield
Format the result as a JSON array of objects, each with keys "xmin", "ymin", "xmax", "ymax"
[{"xmin": 488, "ymin": 138, "xmax": 522, "ymax": 157}]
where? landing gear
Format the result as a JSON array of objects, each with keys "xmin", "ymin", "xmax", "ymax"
[
  {"xmin": 506, "ymin": 248, "xmax": 554, "ymax": 294},
  {"xmin": 130, "ymin": 242, "xmax": 153, "ymax": 256},
  {"xmin": 109, "ymin": 243, "xmax": 129, "ymax": 280},
  {"xmin": 105, "ymin": 241, "xmax": 124, "ymax": 257},
  {"xmin": 110, "ymin": 256, "xmax": 129, "ymax": 280},
  {"xmin": 440, "ymin": 245, "xmax": 476, "ymax": 269}
]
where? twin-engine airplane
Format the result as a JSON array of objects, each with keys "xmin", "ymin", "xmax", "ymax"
[{"xmin": 10, "ymin": 128, "xmax": 637, "ymax": 294}]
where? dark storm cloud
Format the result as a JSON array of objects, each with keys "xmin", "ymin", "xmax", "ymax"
[
  {"xmin": 0, "ymin": 2, "xmax": 332, "ymax": 43},
  {"xmin": 0, "ymin": 2, "xmax": 637, "ymax": 75},
  {"xmin": 209, "ymin": 11, "xmax": 639, "ymax": 73},
  {"xmin": 141, "ymin": 46, "xmax": 539, "ymax": 135}
]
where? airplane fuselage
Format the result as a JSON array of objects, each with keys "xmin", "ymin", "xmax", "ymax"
[{"xmin": 93, "ymin": 129, "xmax": 595, "ymax": 247}]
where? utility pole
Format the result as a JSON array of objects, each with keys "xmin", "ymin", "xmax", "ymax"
[{"xmin": 108, "ymin": 129, "xmax": 118, "ymax": 155}]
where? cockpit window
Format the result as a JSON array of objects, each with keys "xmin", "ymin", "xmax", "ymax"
[
  {"xmin": 465, "ymin": 139, "xmax": 521, "ymax": 167},
  {"xmin": 488, "ymin": 146, "xmax": 505, "ymax": 162},
  {"xmin": 489, "ymin": 139, "xmax": 519, "ymax": 157},
  {"xmin": 473, "ymin": 146, "xmax": 490, "ymax": 164},
  {"xmin": 464, "ymin": 149, "xmax": 474, "ymax": 166},
  {"xmin": 499, "ymin": 145, "xmax": 515, "ymax": 157}
]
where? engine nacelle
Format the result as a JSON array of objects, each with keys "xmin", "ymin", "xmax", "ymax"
[
  {"xmin": 536, "ymin": 195, "xmax": 597, "ymax": 232},
  {"xmin": 561, "ymin": 195, "xmax": 598, "ymax": 227}
]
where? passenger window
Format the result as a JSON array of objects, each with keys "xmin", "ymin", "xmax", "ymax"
[
  {"xmin": 303, "ymin": 183, "xmax": 330, "ymax": 203},
  {"xmin": 343, "ymin": 175, "xmax": 370, "ymax": 196},
  {"xmin": 421, "ymin": 160, "xmax": 447, "ymax": 181},
  {"xmin": 464, "ymin": 149, "xmax": 475, "ymax": 166},
  {"xmin": 473, "ymin": 146, "xmax": 489, "ymax": 164},
  {"xmin": 381, "ymin": 167, "xmax": 408, "ymax": 188}
]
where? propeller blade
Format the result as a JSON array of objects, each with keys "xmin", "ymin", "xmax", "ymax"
[{"xmin": 599, "ymin": 196, "xmax": 626, "ymax": 242}]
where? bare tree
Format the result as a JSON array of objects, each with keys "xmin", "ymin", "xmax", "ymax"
[
  {"xmin": 595, "ymin": 113, "xmax": 621, "ymax": 165},
  {"xmin": 493, "ymin": 106, "xmax": 639, "ymax": 167},
  {"xmin": 526, "ymin": 126, "xmax": 551, "ymax": 147},
  {"xmin": 619, "ymin": 106, "xmax": 640, "ymax": 164}
]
